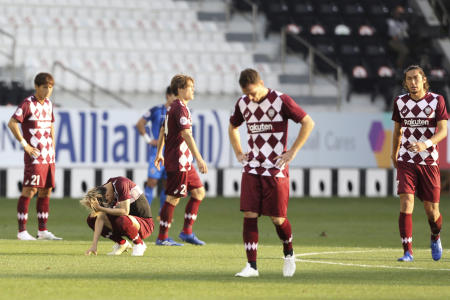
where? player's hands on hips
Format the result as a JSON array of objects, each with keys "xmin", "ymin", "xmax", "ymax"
[
  {"xmin": 24, "ymin": 144, "xmax": 40, "ymax": 158},
  {"xmin": 197, "ymin": 158, "xmax": 208, "ymax": 174},
  {"xmin": 236, "ymin": 152, "xmax": 248, "ymax": 164},
  {"xmin": 407, "ymin": 142, "xmax": 426, "ymax": 153},
  {"xmin": 85, "ymin": 246, "xmax": 97, "ymax": 256},
  {"xmin": 150, "ymin": 139, "xmax": 158, "ymax": 146},
  {"xmin": 275, "ymin": 150, "xmax": 295, "ymax": 168},
  {"xmin": 154, "ymin": 155, "xmax": 164, "ymax": 171}
]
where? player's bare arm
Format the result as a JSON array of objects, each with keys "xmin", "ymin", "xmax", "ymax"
[
  {"xmin": 85, "ymin": 214, "xmax": 104, "ymax": 255},
  {"xmin": 228, "ymin": 123, "xmax": 248, "ymax": 163},
  {"xmin": 391, "ymin": 121, "xmax": 402, "ymax": 168},
  {"xmin": 92, "ymin": 199, "xmax": 130, "ymax": 216},
  {"xmin": 154, "ymin": 126, "xmax": 165, "ymax": 170},
  {"xmin": 180, "ymin": 129, "xmax": 208, "ymax": 174},
  {"xmin": 407, "ymin": 120, "xmax": 448, "ymax": 153},
  {"xmin": 7, "ymin": 117, "xmax": 40, "ymax": 158},
  {"xmin": 275, "ymin": 114, "xmax": 315, "ymax": 168},
  {"xmin": 137, "ymin": 117, "xmax": 157, "ymax": 146},
  {"xmin": 51, "ymin": 123, "xmax": 55, "ymax": 152}
]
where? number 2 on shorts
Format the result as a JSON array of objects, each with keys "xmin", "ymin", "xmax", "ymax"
[{"xmin": 180, "ymin": 184, "xmax": 187, "ymax": 195}]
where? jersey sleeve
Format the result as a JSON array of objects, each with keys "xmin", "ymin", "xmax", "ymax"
[
  {"xmin": 11, "ymin": 100, "xmax": 30, "ymax": 123},
  {"xmin": 280, "ymin": 94, "xmax": 307, "ymax": 123},
  {"xmin": 177, "ymin": 105, "xmax": 191, "ymax": 130},
  {"xmin": 115, "ymin": 180, "xmax": 132, "ymax": 202},
  {"xmin": 229, "ymin": 99, "xmax": 244, "ymax": 127},
  {"xmin": 142, "ymin": 108, "xmax": 153, "ymax": 122},
  {"xmin": 435, "ymin": 95, "xmax": 448, "ymax": 121},
  {"xmin": 150, "ymin": 107, "xmax": 160, "ymax": 124},
  {"xmin": 391, "ymin": 97, "xmax": 401, "ymax": 123}
]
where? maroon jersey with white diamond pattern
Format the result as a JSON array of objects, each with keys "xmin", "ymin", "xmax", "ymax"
[
  {"xmin": 106, "ymin": 176, "xmax": 151, "ymax": 218},
  {"xmin": 230, "ymin": 89, "xmax": 307, "ymax": 177},
  {"xmin": 392, "ymin": 92, "xmax": 448, "ymax": 166},
  {"xmin": 12, "ymin": 95, "xmax": 55, "ymax": 166},
  {"xmin": 163, "ymin": 99, "xmax": 193, "ymax": 172}
]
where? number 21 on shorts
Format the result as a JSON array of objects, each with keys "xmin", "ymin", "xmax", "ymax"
[{"xmin": 31, "ymin": 174, "xmax": 40, "ymax": 186}]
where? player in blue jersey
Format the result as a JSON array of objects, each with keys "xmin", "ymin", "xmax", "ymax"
[{"xmin": 136, "ymin": 87, "xmax": 176, "ymax": 214}]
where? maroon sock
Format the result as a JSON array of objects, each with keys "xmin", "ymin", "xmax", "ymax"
[
  {"xmin": 183, "ymin": 197, "xmax": 201, "ymax": 234},
  {"xmin": 243, "ymin": 218, "xmax": 258, "ymax": 267},
  {"xmin": 428, "ymin": 214, "xmax": 442, "ymax": 241},
  {"xmin": 17, "ymin": 196, "xmax": 31, "ymax": 232},
  {"xmin": 158, "ymin": 202, "xmax": 175, "ymax": 240},
  {"xmin": 86, "ymin": 215, "xmax": 123, "ymax": 244},
  {"xmin": 399, "ymin": 212, "xmax": 413, "ymax": 254},
  {"xmin": 115, "ymin": 216, "xmax": 142, "ymax": 244},
  {"xmin": 37, "ymin": 197, "xmax": 49, "ymax": 231},
  {"xmin": 275, "ymin": 218, "xmax": 293, "ymax": 257}
]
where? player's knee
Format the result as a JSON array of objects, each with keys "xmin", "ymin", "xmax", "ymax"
[
  {"xmin": 166, "ymin": 197, "xmax": 180, "ymax": 206},
  {"xmin": 271, "ymin": 217, "xmax": 285, "ymax": 226},
  {"xmin": 37, "ymin": 188, "xmax": 52, "ymax": 198},
  {"xmin": 424, "ymin": 203, "xmax": 440, "ymax": 218},
  {"xmin": 192, "ymin": 187, "xmax": 205, "ymax": 200},
  {"xmin": 22, "ymin": 187, "xmax": 38, "ymax": 197},
  {"xmin": 243, "ymin": 211, "xmax": 258, "ymax": 218}
]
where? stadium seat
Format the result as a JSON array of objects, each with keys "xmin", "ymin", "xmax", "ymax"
[
  {"xmin": 311, "ymin": 37, "xmax": 337, "ymax": 74},
  {"xmin": 264, "ymin": 1, "xmax": 291, "ymax": 32}
]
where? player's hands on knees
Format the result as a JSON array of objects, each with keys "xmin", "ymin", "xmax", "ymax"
[
  {"xmin": 197, "ymin": 158, "xmax": 208, "ymax": 174},
  {"xmin": 85, "ymin": 246, "xmax": 97, "ymax": 256},
  {"xmin": 154, "ymin": 156, "xmax": 164, "ymax": 170},
  {"xmin": 24, "ymin": 145, "xmax": 40, "ymax": 158}
]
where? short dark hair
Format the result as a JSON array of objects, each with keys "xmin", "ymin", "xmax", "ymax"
[
  {"xmin": 165, "ymin": 86, "xmax": 174, "ymax": 96},
  {"xmin": 403, "ymin": 65, "xmax": 430, "ymax": 92},
  {"xmin": 170, "ymin": 74, "xmax": 194, "ymax": 96},
  {"xmin": 239, "ymin": 68, "xmax": 261, "ymax": 88},
  {"xmin": 34, "ymin": 72, "xmax": 54, "ymax": 87}
]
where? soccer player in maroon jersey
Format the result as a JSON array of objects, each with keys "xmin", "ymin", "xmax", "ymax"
[
  {"xmin": 229, "ymin": 68, "xmax": 315, "ymax": 277},
  {"xmin": 154, "ymin": 74, "xmax": 208, "ymax": 246},
  {"xmin": 8, "ymin": 73, "xmax": 62, "ymax": 241},
  {"xmin": 392, "ymin": 65, "xmax": 447, "ymax": 262},
  {"xmin": 81, "ymin": 176, "xmax": 154, "ymax": 256}
]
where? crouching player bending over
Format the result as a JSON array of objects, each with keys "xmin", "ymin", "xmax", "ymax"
[{"xmin": 80, "ymin": 176, "xmax": 154, "ymax": 256}]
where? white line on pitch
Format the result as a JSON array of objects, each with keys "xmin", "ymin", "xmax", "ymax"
[
  {"xmin": 296, "ymin": 250, "xmax": 382, "ymax": 257},
  {"xmin": 296, "ymin": 250, "xmax": 450, "ymax": 271},
  {"xmin": 296, "ymin": 258, "xmax": 450, "ymax": 271}
]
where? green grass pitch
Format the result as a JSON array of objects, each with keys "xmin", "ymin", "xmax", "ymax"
[{"xmin": 0, "ymin": 196, "xmax": 449, "ymax": 299}]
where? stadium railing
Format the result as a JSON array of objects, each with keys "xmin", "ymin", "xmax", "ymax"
[
  {"xmin": 429, "ymin": 0, "xmax": 450, "ymax": 33},
  {"xmin": 280, "ymin": 27, "xmax": 344, "ymax": 110},
  {"xmin": 227, "ymin": 0, "xmax": 259, "ymax": 48},
  {"xmin": 51, "ymin": 61, "xmax": 130, "ymax": 108},
  {"xmin": 0, "ymin": 28, "xmax": 17, "ymax": 79}
]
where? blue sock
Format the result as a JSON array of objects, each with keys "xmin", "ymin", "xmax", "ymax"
[
  {"xmin": 159, "ymin": 189, "xmax": 167, "ymax": 215},
  {"xmin": 145, "ymin": 185, "xmax": 154, "ymax": 206}
]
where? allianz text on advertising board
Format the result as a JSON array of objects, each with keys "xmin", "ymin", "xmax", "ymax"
[
  {"xmin": 5, "ymin": 107, "xmax": 447, "ymax": 168},
  {"xmin": 0, "ymin": 107, "xmax": 231, "ymax": 168}
]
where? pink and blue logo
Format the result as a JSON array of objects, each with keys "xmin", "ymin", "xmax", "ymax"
[{"xmin": 368, "ymin": 119, "xmax": 392, "ymax": 168}]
